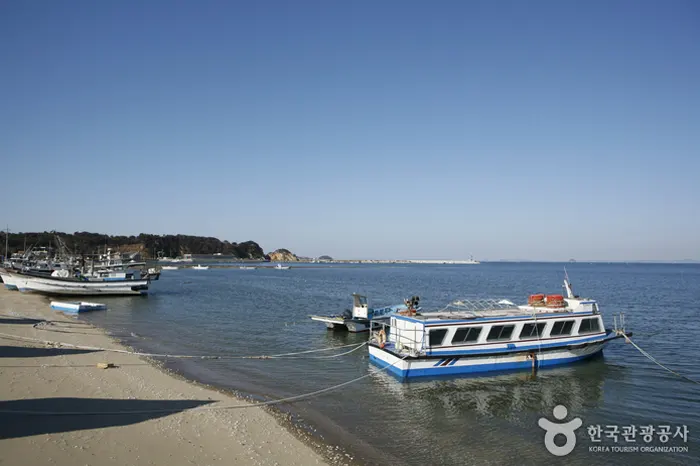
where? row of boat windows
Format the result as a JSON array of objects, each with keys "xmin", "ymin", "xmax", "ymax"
[{"xmin": 428, "ymin": 317, "xmax": 602, "ymax": 347}]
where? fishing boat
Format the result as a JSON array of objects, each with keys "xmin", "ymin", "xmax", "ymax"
[
  {"xmin": 50, "ymin": 301, "xmax": 107, "ymax": 313},
  {"xmin": 0, "ymin": 269, "xmax": 18, "ymax": 290},
  {"xmin": 2, "ymin": 269, "xmax": 150, "ymax": 296},
  {"xmin": 192, "ymin": 264, "xmax": 209, "ymax": 270},
  {"xmin": 239, "ymin": 266, "xmax": 256, "ymax": 270},
  {"xmin": 310, "ymin": 294, "xmax": 418, "ymax": 333},
  {"xmin": 145, "ymin": 267, "xmax": 161, "ymax": 280},
  {"xmin": 274, "ymin": 264, "xmax": 291, "ymax": 270},
  {"xmin": 368, "ymin": 276, "xmax": 631, "ymax": 379},
  {"xmin": 161, "ymin": 265, "xmax": 179, "ymax": 270}
]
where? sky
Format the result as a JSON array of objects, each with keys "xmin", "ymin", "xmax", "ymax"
[{"xmin": 1, "ymin": 0, "xmax": 698, "ymax": 261}]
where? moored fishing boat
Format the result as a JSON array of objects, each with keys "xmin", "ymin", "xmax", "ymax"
[
  {"xmin": 0, "ymin": 269, "xmax": 19, "ymax": 290},
  {"xmin": 368, "ymin": 276, "xmax": 631, "ymax": 379},
  {"xmin": 274, "ymin": 264, "xmax": 290, "ymax": 270},
  {"xmin": 311, "ymin": 294, "xmax": 418, "ymax": 333},
  {"xmin": 5, "ymin": 270, "xmax": 149, "ymax": 296},
  {"xmin": 192, "ymin": 264, "xmax": 209, "ymax": 270}
]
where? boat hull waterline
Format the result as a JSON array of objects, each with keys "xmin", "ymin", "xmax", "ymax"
[{"xmin": 369, "ymin": 332, "xmax": 625, "ymax": 379}]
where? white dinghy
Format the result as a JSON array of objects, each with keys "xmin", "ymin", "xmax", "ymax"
[{"xmin": 50, "ymin": 301, "xmax": 108, "ymax": 313}]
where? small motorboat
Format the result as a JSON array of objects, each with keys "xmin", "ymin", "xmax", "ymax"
[
  {"xmin": 274, "ymin": 264, "xmax": 291, "ymax": 270},
  {"xmin": 161, "ymin": 266, "xmax": 179, "ymax": 270},
  {"xmin": 50, "ymin": 301, "xmax": 108, "ymax": 313},
  {"xmin": 192, "ymin": 265, "xmax": 210, "ymax": 270},
  {"xmin": 310, "ymin": 294, "xmax": 414, "ymax": 333}
]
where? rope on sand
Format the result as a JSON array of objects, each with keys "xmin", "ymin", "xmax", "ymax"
[
  {"xmin": 0, "ymin": 331, "xmax": 366, "ymax": 360},
  {"xmin": 0, "ymin": 348, "xmax": 407, "ymax": 415},
  {"xmin": 621, "ymin": 332, "xmax": 700, "ymax": 385}
]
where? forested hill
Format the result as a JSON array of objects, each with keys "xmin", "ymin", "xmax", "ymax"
[{"xmin": 0, "ymin": 231, "xmax": 265, "ymax": 259}]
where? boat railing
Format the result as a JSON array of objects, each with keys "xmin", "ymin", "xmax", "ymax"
[
  {"xmin": 439, "ymin": 298, "xmax": 517, "ymax": 312},
  {"xmin": 428, "ymin": 298, "xmax": 524, "ymax": 318}
]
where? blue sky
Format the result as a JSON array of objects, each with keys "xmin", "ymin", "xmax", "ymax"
[{"xmin": 1, "ymin": 0, "xmax": 698, "ymax": 261}]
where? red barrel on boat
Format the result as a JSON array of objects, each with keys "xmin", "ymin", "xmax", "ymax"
[
  {"xmin": 546, "ymin": 294, "xmax": 565, "ymax": 307},
  {"xmin": 528, "ymin": 294, "xmax": 545, "ymax": 305}
]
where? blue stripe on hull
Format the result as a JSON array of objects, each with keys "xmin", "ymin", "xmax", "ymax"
[{"xmin": 369, "ymin": 350, "xmax": 604, "ymax": 380}]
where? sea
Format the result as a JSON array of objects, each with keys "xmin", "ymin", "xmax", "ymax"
[{"xmin": 81, "ymin": 262, "xmax": 700, "ymax": 465}]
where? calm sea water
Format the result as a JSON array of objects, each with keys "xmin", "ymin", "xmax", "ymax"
[{"xmin": 82, "ymin": 262, "xmax": 700, "ymax": 465}]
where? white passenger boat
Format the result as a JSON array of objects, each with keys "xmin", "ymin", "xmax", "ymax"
[
  {"xmin": 50, "ymin": 301, "xmax": 108, "ymax": 313},
  {"xmin": 368, "ymin": 277, "xmax": 631, "ymax": 379},
  {"xmin": 311, "ymin": 294, "xmax": 416, "ymax": 333},
  {"xmin": 192, "ymin": 265, "xmax": 209, "ymax": 270},
  {"xmin": 161, "ymin": 266, "xmax": 179, "ymax": 270}
]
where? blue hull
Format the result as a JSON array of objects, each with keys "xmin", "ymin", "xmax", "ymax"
[{"xmin": 369, "ymin": 348, "xmax": 605, "ymax": 380}]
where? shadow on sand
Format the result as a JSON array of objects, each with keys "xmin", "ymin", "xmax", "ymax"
[
  {"xmin": 0, "ymin": 397, "xmax": 215, "ymax": 439},
  {"xmin": 0, "ymin": 345, "xmax": 100, "ymax": 358},
  {"xmin": 0, "ymin": 316, "xmax": 45, "ymax": 325}
]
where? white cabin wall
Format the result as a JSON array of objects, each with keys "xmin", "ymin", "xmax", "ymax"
[{"xmin": 391, "ymin": 318, "xmax": 423, "ymax": 351}]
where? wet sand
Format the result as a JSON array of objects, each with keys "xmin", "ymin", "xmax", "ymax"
[{"xmin": 0, "ymin": 288, "xmax": 332, "ymax": 466}]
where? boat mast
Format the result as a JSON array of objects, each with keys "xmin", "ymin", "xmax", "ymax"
[
  {"xmin": 563, "ymin": 267, "xmax": 575, "ymax": 298},
  {"xmin": 4, "ymin": 226, "xmax": 8, "ymax": 264}
]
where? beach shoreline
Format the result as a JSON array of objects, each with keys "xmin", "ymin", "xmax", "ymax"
[{"xmin": 0, "ymin": 288, "xmax": 349, "ymax": 466}]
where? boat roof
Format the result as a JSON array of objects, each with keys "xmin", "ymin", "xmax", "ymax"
[{"xmin": 396, "ymin": 298, "xmax": 596, "ymax": 324}]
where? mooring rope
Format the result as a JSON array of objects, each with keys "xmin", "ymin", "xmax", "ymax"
[
  {"xmin": 621, "ymin": 332, "xmax": 700, "ymax": 385},
  {"xmin": 0, "ymin": 348, "xmax": 409, "ymax": 416},
  {"xmin": 0, "ymin": 331, "xmax": 366, "ymax": 360}
]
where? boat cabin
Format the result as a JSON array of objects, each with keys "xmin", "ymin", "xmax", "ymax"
[{"xmin": 387, "ymin": 296, "xmax": 605, "ymax": 355}]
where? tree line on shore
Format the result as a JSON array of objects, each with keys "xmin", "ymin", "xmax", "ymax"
[{"xmin": 0, "ymin": 231, "xmax": 265, "ymax": 259}]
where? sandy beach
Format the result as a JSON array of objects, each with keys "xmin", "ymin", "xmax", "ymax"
[{"xmin": 0, "ymin": 288, "xmax": 332, "ymax": 466}]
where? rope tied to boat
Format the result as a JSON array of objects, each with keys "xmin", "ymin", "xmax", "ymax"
[
  {"xmin": 0, "ymin": 344, "xmax": 410, "ymax": 416},
  {"xmin": 0, "ymin": 331, "xmax": 367, "ymax": 360},
  {"xmin": 619, "ymin": 331, "xmax": 700, "ymax": 386}
]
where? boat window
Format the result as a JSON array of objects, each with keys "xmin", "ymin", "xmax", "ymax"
[
  {"xmin": 486, "ymin": 325, "xmax": 515, "ymax": 342},
  {"xmin": 550, "ymin": 320, "xmax": 575, "ymax": 336},
  {"xmin": 578, "ymin": 318, "xmax": 601, "ymax": 334},
  {"xmin": 429, "ymin": 329, "xmax": 448, "ymax": 347},
  {"xmin": 451, "ymin": 327, "xmax": 482, "ymax": 344},
  {"xmin": 592, "ymin": 303, "xmax": 599, "ymax": 313},
  {"xmin": 519, "ymin": 322, "xmax": 546, "ymax": 339}
]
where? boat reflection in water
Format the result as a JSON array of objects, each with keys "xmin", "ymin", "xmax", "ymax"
[
  {"xmin": 370, "ymin": 356, "xmax": 609, "ymax": 417},
  {"xmin": 364, "ymin": 358, "xmax": 613, "ymax": 465}
]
